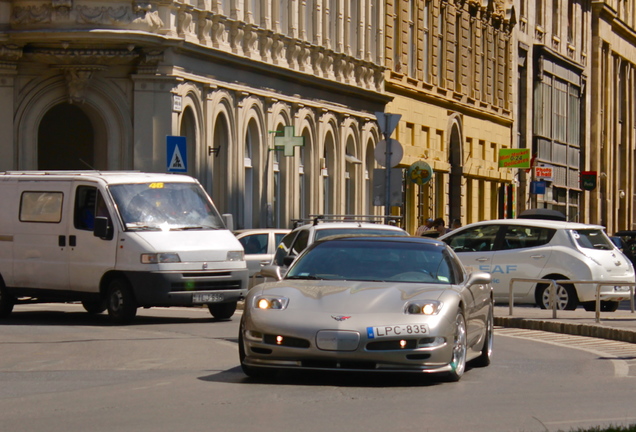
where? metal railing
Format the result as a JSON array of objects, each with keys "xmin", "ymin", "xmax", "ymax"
[{"xmin": 508, "ymin": 278, "xmax": 635, "ymax": 323}]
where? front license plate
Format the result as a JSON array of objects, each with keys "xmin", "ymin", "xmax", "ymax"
[
  {"xmin": 367, "ymin": 324, "xmax": 429, "ymax": 339},
  {"xmin": 193, "ymin": 293, "xmax": 224, "ymax": 304}
]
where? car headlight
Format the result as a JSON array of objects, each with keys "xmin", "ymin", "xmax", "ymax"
[
  {"xmin": 227, "ymin": 250, "xmax": 244, "ymax": 261},
  {"xmin": 405, "ymin": 300, "xmax": 443, "ymax": 315},
  {"xmin": 254, "ymin": 295, "xmax": 289, "ymax": 310},
  {"xmin": 140, "ymin": 253, "xmax": 181, "ymax": 264}
]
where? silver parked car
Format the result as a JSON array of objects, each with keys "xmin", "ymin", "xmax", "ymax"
[
  {"xmin": 239, "ymin": 236, "xmax": 493, "ymax": 381},
  {"xmin": 235, "ymin": 229, "xmax": 290, "ymax": 288}
]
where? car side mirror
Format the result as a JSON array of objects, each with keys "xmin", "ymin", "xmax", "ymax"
[
  {"xmin": 94, "ymin": 216, "xmax": 113, "ymax": 240},
  {"xmin": 260, "ymin": 265, "xmax": 283, "ymax": 281},
  {"xmin": 466, "ymin": 271, "xmax": 492, "ymax": 287}
]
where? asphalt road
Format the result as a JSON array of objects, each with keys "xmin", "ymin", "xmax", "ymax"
[{"xmin": 1, "ymin": 304, "xmax": 635, "ymax": 432}]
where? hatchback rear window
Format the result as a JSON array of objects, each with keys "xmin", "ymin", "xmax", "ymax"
[{"xmin": 571, "ymin": 229, "xmax": 614, "ymax": 250}]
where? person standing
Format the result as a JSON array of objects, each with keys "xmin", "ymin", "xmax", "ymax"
[{"xmin": 415, "ymin": 218, "xmax": 434, "ymax": 236}]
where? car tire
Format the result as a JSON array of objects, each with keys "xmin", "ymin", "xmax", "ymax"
[
  {"xmin": 106, "ymin": 278, "xmax": 137, "ymax": 324},
  {"xmin": 472, "ymin": 305, "xmax": 493, "ymax": 368},
  {"xmin": 82, "ymin": 299, "xmax": 107, "ymax": 315},
  {"xmin": 600, "ymin": 301, "xmax": 620, "ymax": 312},
  {"xmin": 238, "ymin": 322, "xmax": 275, "ymax": 379},
  {"xmin": 0, "ymin": 283, "xmax": 14, "ymax": 319},
  {"xmin": 582, "ymin": 301, "xmax": 620, "ymax": 312},
  {"xmin": 535, "ymin": 280, "xmax": 578, "ymax": 310},
  {"xmin": 444, "ymin": 310, "xmax": 467, "ymax": 382},
  {"xmin": 207, "ymin": 301, "xmax": 237, "ymax": 320}
]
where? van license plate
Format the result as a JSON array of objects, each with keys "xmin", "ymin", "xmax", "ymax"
[{"xmin": 193, "ymin": 293, "xmax": 224, "ymax": 303}]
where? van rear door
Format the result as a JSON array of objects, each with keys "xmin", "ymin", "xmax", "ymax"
[{"xmin": 14, "ymin": 181, "xmax": 71, "ymax": 291}]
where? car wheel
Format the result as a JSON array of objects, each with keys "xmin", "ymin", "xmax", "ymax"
[
  {"xmin": 106, "ymin": 278, "xmax": 137, "ymax": 324},
  {"xmin": 238, "ymin": 321, "xmax": 275, "ymax": 379},
  {"xmin": 472, "ymin": 305, "xmax": 493, "ymax": 367},
  {"xmin": 82, "ymin": 300, "xmax": 107, "ymax": 315},
  {"xmin": 207, "ymin": 301, "xmax": 237, "ymax": 320},
  {"xmin": 445, "ymin": 310, "xmax": 467, "ymax": 382},
  {"xmin": 0, "ymin": 283, "xmax": 14, "ymax": 318},
  {"xmin": 535, "ymin": 281, "xmax": 578, "ymax": 310}
]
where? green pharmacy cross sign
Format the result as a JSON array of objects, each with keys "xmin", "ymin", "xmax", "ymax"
[{"xmin": 273, "ymin": 126, "xmax": 304, "ymax": 156}]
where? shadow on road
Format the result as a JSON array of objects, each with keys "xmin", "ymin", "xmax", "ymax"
[
  {"xmin": 0, "ymin": 309, "xmax": 228, "ymax": 327},
  {"xmin": 199, "ymin": 365, "xmax": 459, "ymax": 388}
]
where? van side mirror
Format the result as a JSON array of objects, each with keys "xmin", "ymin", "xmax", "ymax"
[{"xmin": 94, "ymin": 216, "xmax": 113, "ymax": 240}]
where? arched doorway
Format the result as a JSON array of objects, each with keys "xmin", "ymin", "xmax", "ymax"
[
  {"xmin": 210, "ymin": 113, "xmax": 230, "ymax": 213},
  {"xmin": 179, "ymin": 106, "xmax": 198, "ymax": 178},
  {"xmin": 449, "ymin": 121, "xmax": 463, "ymax": 223},
  {"xmin": 38, "ymin": 103, "xmax": 94, "ymax": 170}
]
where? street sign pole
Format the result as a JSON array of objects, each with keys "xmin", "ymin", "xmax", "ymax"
[
  {"xmin": 375, "ymin": 112, "xmax": 402, "ymax": 217},
  {"xmin": 384, "ymin": 131, "xmax": 392, "ymax": 216}
]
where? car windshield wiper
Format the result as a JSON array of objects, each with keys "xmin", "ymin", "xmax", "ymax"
[
  {"xmin": 126, "ymin": 224, "xmax": 162, "ymax": 231},
  {"xmin": 170, "ymin": 226, "xmax": 216, "ymax": 231}
]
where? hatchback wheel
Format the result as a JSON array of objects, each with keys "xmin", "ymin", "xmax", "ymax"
[{"xmin": 536, "ymin": 282, "xmax": 578, "ymax": 310}]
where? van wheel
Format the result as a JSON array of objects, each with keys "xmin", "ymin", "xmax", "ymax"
[
  {"xmin": 208, "ymin": 301, "xmax": 237, "ymax": 320},
  {"xmin": 82, "ymin": 300, "xmax": 107, "ymax": 315},
  {"xmin": 0, "ymin": 284, "xmax": 14, "ymax": 318},
  {"xmin": 107, "ymin": 278, "xmax": 137, "ymax": 324},
  {"xmin": 535, "ymin": 281, "xmax": 578, "ymax": 310}
]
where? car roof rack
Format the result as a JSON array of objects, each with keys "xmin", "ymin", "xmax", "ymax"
[{"xmin": 291, "ymin": 214, "xmax": 403, "ymax": 227}]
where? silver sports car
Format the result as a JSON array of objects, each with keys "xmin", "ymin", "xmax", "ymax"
[{"xmin": 239, "ymin": 236, "xmax": 494, "ymax": 381}]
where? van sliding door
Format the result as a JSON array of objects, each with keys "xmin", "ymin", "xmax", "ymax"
[{"xmin": 13, "ymin": 181, "xmax": 71, "ymax": 291}]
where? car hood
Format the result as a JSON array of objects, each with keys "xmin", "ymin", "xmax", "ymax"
[{"xmin": 249, "ymin": 280, "xmax": 451, "ymax": 314}]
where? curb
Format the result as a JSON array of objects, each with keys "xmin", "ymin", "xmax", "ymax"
[{"xmin": 494, "ymin": 316, "xmax": 636, "ymax": 344}]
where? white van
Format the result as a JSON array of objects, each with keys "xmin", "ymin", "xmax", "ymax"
[{"xmin": 0, "ymin": 171, "xmax": 248, "ymax": 323}]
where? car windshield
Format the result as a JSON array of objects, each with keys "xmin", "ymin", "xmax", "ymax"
[
  {"xmin": 314, "ymin": 227, "xmax": 406, "ymax": 241},
  {"xmin": 571, "ymin": 229, "xmax": 615, "ymax": 250},
  {"xmin": 110, "ymin": 182, "xmax": 225, "ymax": 231},
  {"xmin": 286, "ymin": 239, "xmax": 455, "ymax": 284}
]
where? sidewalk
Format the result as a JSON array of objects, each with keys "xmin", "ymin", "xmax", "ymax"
[{"xmin": 494, "ymin": 302, "xmax": 636, "ymax": 344}]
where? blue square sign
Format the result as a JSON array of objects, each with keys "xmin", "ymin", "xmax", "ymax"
[{"xmin": 167, "ymin": 136, "xmax": 187, "ymax": 172}]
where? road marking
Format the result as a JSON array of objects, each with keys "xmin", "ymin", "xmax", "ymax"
[{"xmin": 495, "ymin": 327, "xmax": 636, "ymax": 378}]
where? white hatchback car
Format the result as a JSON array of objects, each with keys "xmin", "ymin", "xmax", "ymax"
[{"xmin": 439, "ymin": 219, "xmax": 635, "ymax": 311}]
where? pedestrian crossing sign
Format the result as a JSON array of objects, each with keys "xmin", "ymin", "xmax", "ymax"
[{"xmin": 167, "ymin": 136, "xmax": 187, "ymax": 172}]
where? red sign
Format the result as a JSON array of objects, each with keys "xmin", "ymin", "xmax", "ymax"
[{"xmin": 534, "ymin": 166, "xmax": 553, "ymax": 181}]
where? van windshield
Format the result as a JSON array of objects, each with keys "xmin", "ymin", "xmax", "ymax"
[{"xmin": 110, "ymin": 182, "xmax": 225, "ymax": 231}]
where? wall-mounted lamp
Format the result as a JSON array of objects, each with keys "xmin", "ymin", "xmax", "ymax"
[{"xmin": 619, "ymin": 190, "xmax": 626, "ymax": 199}]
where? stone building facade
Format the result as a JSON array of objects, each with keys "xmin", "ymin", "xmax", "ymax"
[
  {"xmin": 587, "ymin": 1, "xmax": 636, "ymax": 232},
  {"xmin": 385, "ymin": 0, "xmax": 515, "ymax": 234},
  {"xmin": 514, "ymin": 0, "xmax": 590, "ymax": 223},
  {"xmin": 515, "ymin": 0, "xmax": 636, "ymax": 232},
  {"xmin": 0, "ymin": 0, "xmax": 389, "ymax": 229}
]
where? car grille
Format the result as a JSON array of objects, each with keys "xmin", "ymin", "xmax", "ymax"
[{"xmin": 171, "ymin": 279, "xmax": 243, "ymax": 291}]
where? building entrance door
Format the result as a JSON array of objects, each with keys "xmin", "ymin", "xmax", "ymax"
[{"xmin": 38, "ymin": 103, "xmax": 94, "ymax": 170}]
